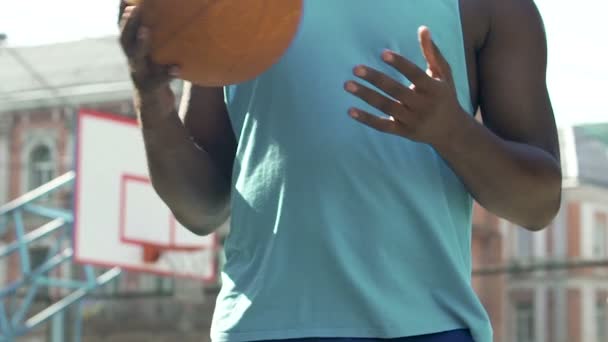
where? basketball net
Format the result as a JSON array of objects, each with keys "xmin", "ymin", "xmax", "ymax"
[{"xmin": 142, "ymin": 244, "xmax": 162, "ymax": 263}]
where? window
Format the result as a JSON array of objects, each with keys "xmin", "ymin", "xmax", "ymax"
[
  {"xmin": 515, "ymin": 302, "xmax": 535, "ymax": 342},
  {"xmin": 29, "ymin": 245, "xmax": 51, "ymax": 299},
  {"xmin": 598, "ymin": 298, "xmax": 607, "ymax": 341},
  {"xmin": 28, "ymin": 145, "xmax": 54, "ymax": 190},
  {"xmin": 592, "ymin": 214, "xmax": 607, "ymax": 258}
]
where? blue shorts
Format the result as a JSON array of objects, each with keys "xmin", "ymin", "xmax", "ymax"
[{"xmin": 256, "ymin": 329, "xmax": 474, "ymax": 342}]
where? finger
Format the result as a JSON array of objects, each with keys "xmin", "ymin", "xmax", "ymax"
[
  {"xmin": 418, "ymin": 26, "xmax": 441, "ymax": 77},
  {"xmin": 119, "ymin": 6, "xmax": 134, "ymax": 29},
  {"xmin": 344, "ymin": 81, "xmax": 408, "ymax": 120},
  {"xmin": 120, "ymin": 6, "xmax": 137, "ymax": 29},
  {"xmin": 118, "ymin": 1, "xmax": 130, "ymax": 25},
  {"xmin": 120, "ymin": 5, "xmax": 143, "ymax": 56},
  {"xmin": 348, "ymin": 108, "xmax": 399, "ymax": 135},
  {"xmin": 381, "ymin": 50, "xmax": 432, "ymax": 91},
  {"xmin": 134, "ymin": 27, "xmax": 151, "ymax": 62},
  {"xmin": 418, "ymin": 26, "xmax": 452, "ymax": 82},
  {"xmin": 352, "ymin": 65, "xmax": 417, "ymax": 107}
]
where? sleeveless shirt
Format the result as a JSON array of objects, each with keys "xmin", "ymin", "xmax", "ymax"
[{"xmin": 212, "ymin": 2, "xmax": 493, "ymax": 341}]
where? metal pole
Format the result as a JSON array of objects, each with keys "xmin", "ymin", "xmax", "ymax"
[
  {"xmin": 50, "ymin": 310, "xmax": 64, "ymax": 342},
  {"xmin": 0, "ymin": 172, "xmax": 122, "ymax": 341},
  {"xmin": 0, "ymin": 301, "xmax": 11, "ymax": 339},
  {"xmin": 13, "ymin": 210, "xmax": 31, "ymax": 275},
  {"xmin": 72, "ymin": 301, "xmax": 83, "ymax": 342}
]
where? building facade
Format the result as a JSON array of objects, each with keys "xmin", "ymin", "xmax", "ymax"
[{"xmin": 472, "ymin": 124, "xmax": 608, "ymax": 342}]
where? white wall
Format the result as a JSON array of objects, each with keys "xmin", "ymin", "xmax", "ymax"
[
  {"xmin": 582, "ymin": 284, "xmax": 595, "ymax": 342},
  {"xmin": 555, "ymin": 286, "xmax": 568, "ymax": 342},
  {"xmin": 535, "ymin": 286, "xmax": 547, "ymax": 342},
  {"xmin": 581, "ymin": 201, "xmax": 608, "ymax": 259},
  {"xmin": 553, "ymin": 201, "xmax": 568, "ymax": 258}
]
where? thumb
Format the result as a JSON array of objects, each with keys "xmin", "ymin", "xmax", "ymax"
[{"xmin": 418, "ymin": 26, "xmax": 443, "ymax": 79}]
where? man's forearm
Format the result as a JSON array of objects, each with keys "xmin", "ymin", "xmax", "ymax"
[
  {"xmin": 433, "ymin": 111, "xmax": 562, "ymax": 231},
  {"xmin": 137, "ymin": 93, "xmax": 231, "ymax": 235}
]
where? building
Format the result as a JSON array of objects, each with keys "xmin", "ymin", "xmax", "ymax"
[
  {"xmin": 2, "ymin": 36, "xmax": 607, "ymax": 342},
  {"xmin": 0, "ymin": 36, "xmax": 135, "ymax": 203},
  {"xmin": 0, "ymin": 37, "xmax": 203, "ymax": 341},
  {"xmin": 472, "ymin": 124, "xmax": 608, "ymax": 342}
]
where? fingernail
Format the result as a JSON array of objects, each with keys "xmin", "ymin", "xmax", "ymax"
[
  {"xmin": 349, "ymin": 109, "xmax": 360, "ymax": 118},
  {"xmin": 353, "ymin": 66, "xmax": 367, "ymax": 77},
  {"xmin": 382, "ymin": 50, "xmax": 394, "ymax": 62},
  {"xmin": 345, "ymin": 81, "xmax": 358, "ymax": 93}
]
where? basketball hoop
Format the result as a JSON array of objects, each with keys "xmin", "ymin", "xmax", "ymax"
[
  {"xmin": 140, "ymin": 243, "xmax": 211, "ymax": 266},
  {"xmin": 73, "ymin": 110, "xmax": 222, "ymax": 282},
  {"xmin": 142, "ymin": 244, "xmax": 162, "ymax": 263}
]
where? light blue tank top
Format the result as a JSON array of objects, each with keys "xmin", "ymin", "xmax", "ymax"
[{"xmin": 212, "ymin": 1, "xmax": 492, "ymax": 342}]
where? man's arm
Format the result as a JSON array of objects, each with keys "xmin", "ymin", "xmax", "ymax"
[
  {"xmin": 343, "ymin": 0, "xmax": 561, "ymax": 231},
  {"xmin": 180, "ymin": 83, "xmax": 237, "ymax": 179},
  {"xmin": 436, "ymin": 0, "xmax": 561, "ymax": 230},
  {"xmin": 428, "ymin": 0, "xmax": 561, "ymax": 230},
  {"xmin": 141, "ymin": 84, "xmax": 236, "ymax": 236},
  {"xmin": 120, "ymin": 3, "xmax": 236, "ymax": 235}
]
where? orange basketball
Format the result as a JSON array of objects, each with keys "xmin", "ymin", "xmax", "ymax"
[{"xmin": 130, "ymin": 0, "xmax": 303, "ymax": 86}]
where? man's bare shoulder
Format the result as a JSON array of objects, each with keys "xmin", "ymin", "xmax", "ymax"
[
  {"xmin": 459, "ymin": 0, "xmax": 491, "ymax": 51},
  {"xmin": 460, "ymin": 0, "xmax": 545, "ymax": 52}
]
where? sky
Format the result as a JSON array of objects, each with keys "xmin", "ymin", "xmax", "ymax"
[{"xmin": 0, "ymin": 0, "xmax": 606, "ymax": 127}]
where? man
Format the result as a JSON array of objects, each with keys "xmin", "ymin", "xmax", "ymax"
[{"xmin": 119, "ymin": 0, "xmax": 561, "ymax": 341}]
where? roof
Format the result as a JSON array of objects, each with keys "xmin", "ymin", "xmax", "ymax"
[
  {"xmin": 576, "ymin": 123, "xmax": 608, "ymax": 187},
  {"xmin": 577, "ymin": 123, "xmax": 608, "ymax": 146},
  {"xmin": 0, "ymin": 36, "xmax": 132, "ymax": 112},
  {"xmin": 561, "ymin": 123, "xmax": 608, "ymax": 188}
]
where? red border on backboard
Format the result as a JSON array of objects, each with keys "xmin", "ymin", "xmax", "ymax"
[
  {"xmin": 119, "ymin": 173, "xmax": 207, "ymax": 250},
  {"xmin": 73, "ymin": 109, "xmax": 219, "ymax": 283}
]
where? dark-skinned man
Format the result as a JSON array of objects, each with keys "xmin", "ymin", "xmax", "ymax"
[{"xmin": 119, "ymin": 0, "xmax": 561, "ymax": 341}]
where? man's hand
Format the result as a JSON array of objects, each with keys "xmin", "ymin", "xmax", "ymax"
[
  {"xmin": 345, "ymin": 17, "xmax": 561, "ymax": 231},
  {"xmin": 345, "ymin": 26, "xmax": 467, "ymax": 148},
  {"xmin": 120, "ymin": 4, "xmax": 180, "ymax": 92},
  {"xmin": 119, "ymin": 3, "xmax": 180, "ymax": 122}
]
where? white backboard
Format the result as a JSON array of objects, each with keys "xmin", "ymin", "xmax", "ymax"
[{"xmin": 74, "ymin": 110, "xmax": 220, "ymax": 282}]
